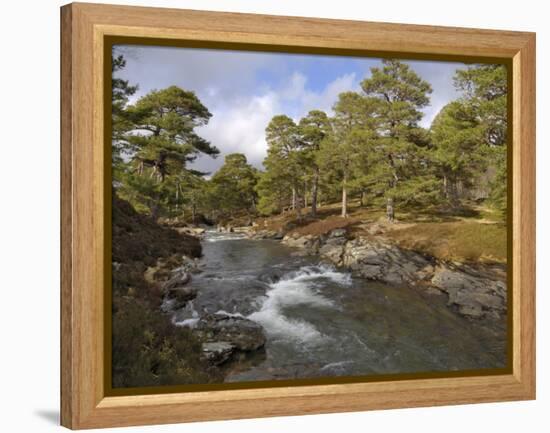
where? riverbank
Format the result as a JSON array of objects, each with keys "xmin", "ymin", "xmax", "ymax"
[
  {"xmin": 171, "ymin": 228, "xmax": 507, "ymax": 381},
  {"xmin": 111, "ymin": 195, "xmax": 266, "ymax": 387},
  {"xmin": 246, "ymin": 207, "xmax": 507, "ymax": 323},
  {"xmin": 112, "ymin": 196, "xmax": 508, "ymax": 386}
]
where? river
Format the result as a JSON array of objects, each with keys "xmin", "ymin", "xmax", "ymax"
[{"xmin": 170, "ymin": 230, "xmax": 507, "ymax": 382}]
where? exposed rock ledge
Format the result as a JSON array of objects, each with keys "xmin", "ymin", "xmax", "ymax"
[
  {"xmin": 158, "ymin": 263, "xmax": 267, "ymax": 367},
  {"xmin": 282, "ymin": 228, "xmax": 507, "ymax": 320},
  {"xmin": 194, "ymin": 314, "xmax": 266, "ymax": 365}
]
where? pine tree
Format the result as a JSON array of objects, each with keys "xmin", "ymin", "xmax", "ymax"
[
  {"xmin": 453, "ymin": 64, "xmax": 508, "ymax": 213},
  {"xmin": 360, "ymin": 59, "xmax": 437, "ymax": 220},
  {"xmin": 260, "ymin": 115, "xmax": 305, "ymax": 218},
  {"xmin": 208, "ymin": 154, "xmax": 258, "ymax": 217},
  {"xmin": 317, "ymin": 92, "xmax": 378, "ymax": 217},
  {"xmin": 111, "ymin": 54, "xmax": 138, "ymax": 175},
  {"xmin": 298, "ymin": 110, "xmax": 331, "ymax": 216},
  {"xmin": 119, "ymin": 86, "xmax": 219, "ymax": 218},
  {"xmin": 430, "ymin": 101, "xmax": 488, "ymax": 207}
]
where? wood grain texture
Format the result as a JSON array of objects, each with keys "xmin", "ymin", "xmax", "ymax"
[
  {"xmin": 60, "ymin": 4, "xmax": 73, "ymax": 429},
  {"xmin": 512, "ymin": 34, "xmax": 536, "ymax": 395},
  {"xmin": 60, "ymin": 2, "xmax": 536, "ymax": 429}
]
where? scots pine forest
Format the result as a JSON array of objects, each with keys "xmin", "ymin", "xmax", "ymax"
[{"xmin": 111, "ymin": 53, "xmax": 508, "ymax": 388}]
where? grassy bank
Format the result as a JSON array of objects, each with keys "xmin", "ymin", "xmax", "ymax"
[{"xmin": 252, "ymin": 200, "xmax": 506, "ymax": 264}]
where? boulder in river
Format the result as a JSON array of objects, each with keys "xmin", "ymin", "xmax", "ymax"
[
  {"xmin": 319, "ymin": 238, "xmax": 346, "ymax": 265},
  {"xmin": 430, "ymin": 265, "xmax": 506, "ymax": 318},
  {"xmin": 195, "ymin": 313, "xmax": 266, "ymax": 351},
  {"xmin": 201, "ymin": 341, "xmax": 236, "ymax": 365},
  {"xmin": 340, "ymin": 238, "xmax": 430, "ymax": 285},
  {"xmin": 162, "ymin": 267, "xmax": 198, "ymax": 308},
  {"xmin": 249, "ymin": 229, "xmax": 284, "ymax": 240},
  {"xmin": 175, "ymin": 226, "xmax": 206, "ymax": 237},
  {"xmin": 283, "ymin": 234, "xmax": 314, "ymax": 249},
  {"xmin": 163, "ymin": 268, "xmax": 192, "ymax": 290}
]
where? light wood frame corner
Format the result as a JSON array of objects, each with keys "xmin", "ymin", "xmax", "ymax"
[{"xmin": 61, "ymin": 2, "xmax": 535, "ymax": 429}]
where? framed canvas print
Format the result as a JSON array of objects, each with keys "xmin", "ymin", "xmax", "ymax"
[{"xmin": 60, "ymin": 2, "xmax": 536, "ymax": 429}]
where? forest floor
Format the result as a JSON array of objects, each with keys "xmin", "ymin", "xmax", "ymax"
[{"xmin": 252, "ymin": 200, "xmax": 507, "ymax": 264}]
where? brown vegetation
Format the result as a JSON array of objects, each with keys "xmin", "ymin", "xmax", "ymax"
[
  {"xmin": 253, "ymin": 199, "xmax": 506, "ymax": 264},
  {"xmin": 111, "ymin": 194, "xmax": 221, "ymax": 388},
  {"xmin": 386, "ymin": 221, "xmax": 507, "ymax": 263}
]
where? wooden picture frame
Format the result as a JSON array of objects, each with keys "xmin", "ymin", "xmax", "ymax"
[{"xmin": 60, "ymin": 2, "xmax": 536, "ymax": 429}]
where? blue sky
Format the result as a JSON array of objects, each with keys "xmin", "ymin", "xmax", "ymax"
[{"xmin": 114, "ymin": 45, "xmax": 466, "ymax": 174}]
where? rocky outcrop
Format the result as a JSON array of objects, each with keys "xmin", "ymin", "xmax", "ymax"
[
  {"xmin": 193, "ymin": 313, "xmax": 267, "ymax": 365},
  {"xmin": 175, "ymin": 226, "xmax": 206, "ymax": 237},
  {"xmin": 248, "ymin": 229, "xmax": 284, "ymax": 240},
  {"xmin": 342, "ymin": 238, "xmax": 433, "ymax": 285},
  {"xmin": 201, "ymin": 342, "xmax": 236, "ymax": 365},
  {"xmin": 217, "ymin": 224, "xmax": 235, "ymax": 233},
  {"xmin": 319, "ymin": 236, "xmax": 347, "ymax": 263},
  {"xmin": 281, "ymin": 227, "xmax": 507, "ymax": 320},
  {"xmin": 160, "ymin": 267, "xmax": 195, "ymax": 309},
  {"xmin": 163, "ymin": 268, "xmax": 192, "ymax": 288},
  {"xmin": 430, "ymin": 265, "xmax": 506, "ymax": 318}
]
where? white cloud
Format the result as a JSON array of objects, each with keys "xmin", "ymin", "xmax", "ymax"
[
  {"xmin": 299, "ymin": 72, "xmax": 359, "ymax": 116},
  {"xmin": 116, "ymin": 46, "xmax": 463, "ymax": 174},
  {"xmin": 193, "ymin": 92, "xmax": 279, "ymax": 173},
  {"xmin": 116, "ymin": 44, "xmax": 282, "ymax": 105},
  {"xmin": 192, "ymin": 72, "xmax": 360, "ymax": 173}
]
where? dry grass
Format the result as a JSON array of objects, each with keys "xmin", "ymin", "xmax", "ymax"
[
  {"xmin": 291, "ymin": 215, "xmax": 361, "ymax": 236},
  {"xmin": 385, "ymin": 221, "xmax": 507, "ymax": 263},
  {"xmin": 253, "ymin": 199, "xmax": 507, "ymax": 264}
]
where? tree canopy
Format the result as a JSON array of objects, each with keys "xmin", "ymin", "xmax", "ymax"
[{"xmin": 112, "ymin": 54, "xmax": 508, "ymax": 224}]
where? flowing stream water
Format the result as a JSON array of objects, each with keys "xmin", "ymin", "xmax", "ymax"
[{"xmin": 171, "ymin": 230, "xmax": 506, "ymax": 382}]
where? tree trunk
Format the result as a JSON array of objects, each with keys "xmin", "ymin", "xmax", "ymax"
[
  {"xmin": 191, "ymin": 195, "xmax": 197, "ymax": 224},
  {"xmin": 291, "ymin": 187, "xmax": 297, "ymax": 211},
  {"xmin": 311, "ymin": 168, "xmax": 319, "ymax": 216},
  {"xmin": 386, "ymin": 197, "xmax": 394, "ymax": 222},
  {"xmin": 303, "ymin": 181, "xmax": 308, "ymax": 209},
  {"xmin": 359, "ymin": 190, "xmax": 365, "ymax": 207},
  {"xmin": 443, "ymin": 174, "xmax": 449, "ymax": 199},
  {"xmin": 341, "ymin": 174, "xmax": 348, "ymax": 218},
  {"xmin": 151, "ymin": 203, "xmax": 159, "ymax": 221},
  {"xmin": 295, "ymin": 191, "xmax": 302, "ymax": 221}
]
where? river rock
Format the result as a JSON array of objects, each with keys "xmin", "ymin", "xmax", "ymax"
[
  {"xmin": 329, "ymin": 228, "xmax": 348, "ymax": 238},
  {"xmin": 194, "ymin": 313, "xmax": 266, "ymax": 352},
  {"xmin": 201, "ymin": 341, "xmax": 236, "ymax": 365},
  {"xmin": 353, "ymin": 263, "xmax": 383, "ymax": 279},
  {"xmin": 176, "ymin": 226, "xmax": 206, "ymax": 237},
  {"xmin": 319, "ymin": 237, "xmax": 347, "ymax": 265},
  {"xmin": 249, "ymin": 229, "xmax": 283, "ymax": 240},
  {"xmin": 430, "ymin": 265, "xmax": 506, "ymax": 318},
  {"xmin": 283, "ymin": 233, "xmax": 324, "ymax": 251},
  {"xmin": 165, "ymin": 286, "xmax": 198, "ymax": 309},
  {"xmin": 163, "ymin": 268, "xmax": 191, "ymax": 290},
  {"xmin": 338, "ymin": 238, "xmax": 429, "ymax": 284},
  {"xmin": 258, "ymin": 270, "xmax": 282, "ymax": 284},
  {"xmin": 161, "ymin": 267, "xmax": 198, "ymax": 308},
  {"xmin": 283, "ymin": 235, "xmax": 313, "ymax": 249}
]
